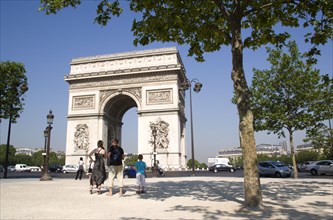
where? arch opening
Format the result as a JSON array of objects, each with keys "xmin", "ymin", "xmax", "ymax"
[{"xmin": 104, "ymin": 94, "xmax": 138, "ymax": 148}]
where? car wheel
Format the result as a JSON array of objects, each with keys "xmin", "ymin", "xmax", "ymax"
[
  {"xmin": 63, "ymin": 170, "xmax": 67, "ymax": 174},
  {"xmin": 310, "ymin": 169, "xmax": 318, "ymax": 176},
  {"xmin": 230, "ymin": 168, "xmax": 235, "ymax": 173},
  {"xmin": 214, "ymin": 169, "xmax": 218, "ymax": 173},
  {"xmin": 275, "ymin": 172, "xmax": 282, "ymax": 178}
]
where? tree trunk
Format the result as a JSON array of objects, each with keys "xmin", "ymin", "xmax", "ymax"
[
  {"xmin": 231, "ymin": 19, "xmax": 262, "ymax": 208},
  {"xmin": 289, "ymin": 130, "xmax": 298, "ymax": 178}
]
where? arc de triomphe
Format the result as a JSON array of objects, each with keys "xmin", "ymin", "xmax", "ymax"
[{"xmin": 64, "ymin": 47, "xmax": 187, "ymax": 169}]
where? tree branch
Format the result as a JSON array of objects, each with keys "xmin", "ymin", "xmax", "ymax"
[
  {"xmin": 212, "ymin": 0, "xmax": 230, "ymax": 19},
  {"xmin": 244, "ymin": 0, "xmax": 300, "ymax": 16}
]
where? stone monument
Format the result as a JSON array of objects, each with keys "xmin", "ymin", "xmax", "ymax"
[{"xmin": 64, "ymin": 47, "xmax": 187, "ymax": 169}]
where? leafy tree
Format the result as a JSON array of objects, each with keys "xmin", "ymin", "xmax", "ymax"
[
  {"xmin": 295, "ymin": 150, "xmax": 320, "ymax": 163},
  {"xmin": 251, "ymin": 41, "xmax": 332, "ymax": 178},
  {"xmin": 39, "ymin": 0, "xmax": 333, "ymax": 208},
  {"xmin": 49, "ymin": 152, "xmax": 64, "ymax": 165},
  {"xmin": 0, "ymin": 61, "xmax": 28, "ymax": 178},
  {"xmin": 187, "ymin": 158, "xmax": 199, "ymax": 169},
  {"xmin": 14, "ymin": 154, "xmax": 32, "ymax": 166},
  {"xmin": 304, "ymin": 125, "xmax": 333, "ymax": 159},
  {"xmin": 0, "ymin": 61, "xmax": 28, "ymax": 122},
  {"xmin": 233, "ymin": 156, "xmax": 243, "ymax": 168},
  {"xmin": 124, "ymin": 154, "xmax": 139, "ymax": 166},
  {"xmin": 31, "ymin": 150, "xmax": 44, "ymax": 167},
  {"xmin": 0, "ymin": 144, "xmax": 16, "ymax": 166},
  {"xmin": 199, "ymin": 162, "xmax": 208, "ymax": 169}
]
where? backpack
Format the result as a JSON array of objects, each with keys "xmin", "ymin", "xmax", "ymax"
[{"xmin": 109, "ymin": 146, "xmax": 123, "ymax": 166}]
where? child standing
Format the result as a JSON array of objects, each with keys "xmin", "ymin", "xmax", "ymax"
[{"xmin": 135, "ymin": 154, "xmax": 147, "ymax": 194}]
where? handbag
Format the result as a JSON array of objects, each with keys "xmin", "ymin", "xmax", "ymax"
[{"xmin": 88, "ymin": 163, "xmax": 93, "ymax": 173}]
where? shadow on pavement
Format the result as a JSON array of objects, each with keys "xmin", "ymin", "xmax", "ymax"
[{"xmin": 123, "ymin": 179, "xmax": 332, "ymax": 220}]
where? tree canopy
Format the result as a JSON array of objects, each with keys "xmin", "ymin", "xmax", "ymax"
[
  {"xmin": 304, "ymin": 125, "xmax": 333, "ymax": 159},
  {"xmin": 251, "ymin": 41, "xmax": 332, "ymax": 136},
  {"xmin": 0, "ymin": 61, "xmax": 28, "ymax": 123}
]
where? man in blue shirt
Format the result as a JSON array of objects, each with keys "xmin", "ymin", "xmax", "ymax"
[{"xmin": 135, "ymin": 154, "xmax": 147, "ymax": 194}]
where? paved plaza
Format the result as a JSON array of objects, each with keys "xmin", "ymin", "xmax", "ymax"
[{"xmin": 1, "ymin": 176, "xmax": 332, "ymax": 220}]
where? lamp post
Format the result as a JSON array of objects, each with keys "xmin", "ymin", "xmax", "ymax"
[
  {"xmin": 40, "ymin": 110, "xmax": 54, "ymax": 181},
  {"xmin": 41, "ymin": 127, "xmax": 48, "ymax": 173},
  {"xmin": 180, "ymin": 78, "xmax": 203, "ymax": 176},
  {"xmin": 152, "ymin": 126, "xmax": 157, "ymax": 177}
]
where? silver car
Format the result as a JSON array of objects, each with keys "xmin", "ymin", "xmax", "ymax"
[
  {"xmin": 258, "ymin": 161, "xmax": 291, "ymax": 178},
  {"xmin": 62, "ymin": 165, "xmax": 78, "ymax": 173},
  {"xmin": 306, "ymin": 160, "xmax": 333, "ymax": 176}
]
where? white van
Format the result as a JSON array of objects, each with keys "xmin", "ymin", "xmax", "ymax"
[
  {"xmin": 15, "ymin": 164, "xmax": 30, "ymax": 172},
  {"xmin": 208, "ymin": 157, "xmax": 232, "ymax": 167}
]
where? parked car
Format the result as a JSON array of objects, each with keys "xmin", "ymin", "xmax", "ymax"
[
  {"xmin": 305, "ymin": 160, "xmax": 333, "ymax": 176},
  {"xmin": 62, "ymin": 165, "xmax": 78, "ymax": 173},
  {"xmin": 297, "ymin": 161, "xmax": 315, "ymax": 172},
  {"xmin": 208, "ymin": 164, "xmax": 235, "ymax": 173},
  {"xmin": 123, "ymin": 167, "xmax": 136, "ymax": 178},
  {"xmin": 7, "ymin": 165, "xmax": 16, "ymax": 172},
  {"xmin": 258, "ymin": 161, "xmax": 291, "ymax": 178},
  {"xmin": 0, "ymin": 165, "xmax": 4, "ymax": 172},
  {"xmin": 29, "ymin": 166, "xmax": 42, "ymax": 172},
  {"xmin": 15, "ymin": 164, "xmax": 30, "ymax": 172},
  {"xmin": 49, "ymin": 164, "xmax": 63, "ymax": 173}
]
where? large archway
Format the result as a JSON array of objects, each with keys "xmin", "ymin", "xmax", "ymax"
[
  {"xmin": 64, "ymin": 47, "xmax": 187, "ymax": 169},
  {"xmin": 103, "ymin": 93, "xmax": 138, "ymax": 147}
]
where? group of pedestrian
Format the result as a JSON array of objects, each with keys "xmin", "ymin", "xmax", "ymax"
[{"xmin": 75, "ymin": 138, "xmax": 147, "ymax": 196}]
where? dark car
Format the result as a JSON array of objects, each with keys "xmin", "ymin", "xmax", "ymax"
[
  {"xmin": 123, "ymin": 167, "xmax": 136, "ymax": 178},
  {"xmin": 208, "ymin": 164, "xmax": 235, "ymax": 173},
  {"xmin": 258, "ymin": 161, "xmax": 291, "ymax": 178},
  {"xmin": 49, "ymin": 164, "xmax": 63, "ymax": 173}
]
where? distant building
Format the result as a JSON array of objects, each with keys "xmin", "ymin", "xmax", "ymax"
[
  {"xmin": 15, "ymin": 148, "xmax": 33, "ymax": 156},
  {"xmin": 296, "ymin": 143, "xmax": 315, "ymax": 152},
  {"xmin": 15, "ymin": 147, "xmax": 65, "ymax": 158},
  {"xmin": 218, "ymin": 143, "xmax": 288, "ymax": 159}
]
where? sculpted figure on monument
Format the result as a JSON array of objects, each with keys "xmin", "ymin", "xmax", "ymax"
[
  {"xmin": 150, "ymin": 118, "xmax": 169, "ymax": 149},
  {"xmin": 74, "ymin": 124, "xmax": 90, "ymax": 152}
]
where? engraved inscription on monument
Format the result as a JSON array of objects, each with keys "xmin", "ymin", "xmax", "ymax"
[
  {"xmin": 147, "ymin": 89, "xmax": 172, "ymax": 105},
  {"xmin": 72, "ymin": 95, "xmax": 95, "ymax": 109}
]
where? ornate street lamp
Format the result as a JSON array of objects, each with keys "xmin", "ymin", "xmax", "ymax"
[
  {"xmin": 180, "ymin": 78, "xmax": 203, "ymax": 175},
  {"xmin": 40, "ymin": 110, "xmax": 54, "ymax": 181},
  {"xmin": 41, "ymin": 127, "xmax": 48, "ymax": 173},
  {"xmin": 152, "ymin": 126, "xmax": 157, "ymax": 177}
]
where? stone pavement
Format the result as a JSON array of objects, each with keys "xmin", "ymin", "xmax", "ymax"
[{"xmin": 1, "ymin": 176, "xmax": 332, "ymax": 220}]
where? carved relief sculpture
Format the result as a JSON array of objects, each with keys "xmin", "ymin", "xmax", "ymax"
[
  {"xmin": 147, "ymin": 89, "xmax": 172, "ymax": 105},
  {"xmin": 73, "ymin": 95, "xmax": 95, "ymax": 109},
  {"xmin": 74, "ymin": 124, "xmax": 90, "ymax": 152},
  {"xmin": 149, "ymin": 118, "xmax": 170, "ymax": 149}
]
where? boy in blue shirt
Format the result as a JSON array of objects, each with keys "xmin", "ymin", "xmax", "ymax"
[{"xmin": 135, "ymin": 154, "xmax": 147, "ymax": 194}]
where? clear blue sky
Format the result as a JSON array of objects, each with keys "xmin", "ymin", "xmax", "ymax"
[{"xmin": 1, "ymin": 1, "xmax": 332, "ymax": 163}]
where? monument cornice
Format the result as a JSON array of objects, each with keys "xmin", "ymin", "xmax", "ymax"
[
  {"xmin": 70, "ymin": 47, "xmax": 180, "ymax": 64},
  {"xmin": 64, "ymin": 64, "xmax": 184, "ymax": 82},
  {"xmin": 138, "ymin": 108, "xmax": 180, "ymax": 116}
]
